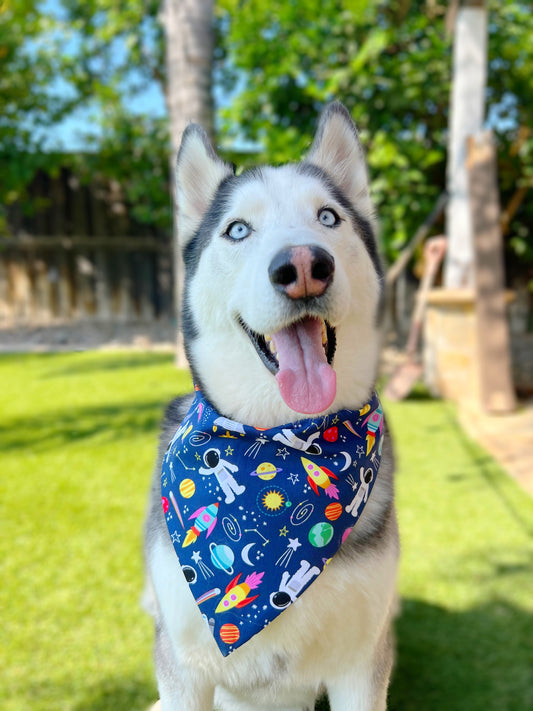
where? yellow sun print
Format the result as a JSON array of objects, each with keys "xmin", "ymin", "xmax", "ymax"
[{"xmin": 261, "ymin": 489, "xmax": 285, "ymax": 512}]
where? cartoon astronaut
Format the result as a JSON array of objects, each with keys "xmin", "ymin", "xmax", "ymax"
[
  {"xmin": 269, "ymin": 560, "xmax": 321, "ymax": 610},
  {"xmin": 272, "ymin": 429, "xmax": 322, "ymax": 455},
  {"xmin": 199, "ymin": 448, "xmax": 246, "ymax": 504},
  {"xmin": 345, "ymin": 466, "xmax": 374, "ymax": 517}
]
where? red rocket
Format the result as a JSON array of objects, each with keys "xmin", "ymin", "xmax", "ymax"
[
  {"xmin": 301, "ymin": 456, "xmax": 339, "ymax": 499},
  {"xmin": 363, "ymin": 406, "xmax": 383, "ymax": 455},
  {"xmin": 182, "ymin": 503, "xmax": 219, "ymax": 547},
  {"xmin": 215, "ymin": 571, "xmax": 265, "ymax": 613}
]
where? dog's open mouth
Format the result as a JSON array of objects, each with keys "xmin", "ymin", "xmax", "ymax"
[{"xmin": 240, "ymin": 316, "xmax": 337, "ymax": 415}]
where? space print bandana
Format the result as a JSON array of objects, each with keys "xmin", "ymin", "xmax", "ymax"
[{"xmin": 161, "ymin": 388, "xmax": 384, "ymax": 656}]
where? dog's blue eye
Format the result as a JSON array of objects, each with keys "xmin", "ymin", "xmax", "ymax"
[
  {"xmin": 318, "ymin": 208, "xmax": 340, "ymax": 227},
  {"xmin": 226, "ymin": 221, "xmax": 252, "ymax": 240}
]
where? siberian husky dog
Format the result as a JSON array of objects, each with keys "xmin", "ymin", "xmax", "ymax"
[{"xmin": 144, "ymin": 103, "xmax": 399, "ymax": 711}]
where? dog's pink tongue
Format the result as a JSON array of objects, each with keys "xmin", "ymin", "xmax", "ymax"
[{"xmin": 272, "ymin": 318, "xmax": 336, "ymax": 414}]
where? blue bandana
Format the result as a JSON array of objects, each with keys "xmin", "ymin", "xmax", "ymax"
[{"xmin": 161, "ymin": 389, "xmax": 384, "ymax": 656}]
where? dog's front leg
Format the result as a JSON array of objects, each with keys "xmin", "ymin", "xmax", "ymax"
[
  {"xmin": 326, "ymin": 667, "xmax": 388, "ymax": 711},
  {"xmin": 326, "ymin": 632, "xmax": 394, "ymax": 711},
  {"xmin": 154, "ymin": 626, "xmax": 215, "ymax": 711}
]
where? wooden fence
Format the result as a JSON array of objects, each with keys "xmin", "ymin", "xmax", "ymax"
[{"xmin": 0, "ymin": 167, "xmax": 173, "ymax": 326}]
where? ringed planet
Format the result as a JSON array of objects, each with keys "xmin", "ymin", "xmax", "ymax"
[
  {"xmin": 209, "ymin": 543, "xmax": 235, "ymax": 574},
  {"xmin": 249, "ymin": 462, "xmax": 282, "ymax": 480}
]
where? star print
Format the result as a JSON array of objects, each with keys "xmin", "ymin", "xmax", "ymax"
[
  {"xmin": 162, "ymin": 477, "xmax": 167, "ymax": 487},
  {"xmin": 170, "ymin": 532, "xmax": 181, "ymax": 544},
  {"xmin": 356, "ymin": 445, "xmax": 365, "ymax": 456},
  {"xmin": 331, "ymin": 415, "xmax": 339, "ymax": 424},
  {"xmin": 195, "ymin": 453, "xmax": 201, "ymax": 460},
  {"xmin": 279, "ymin": 526, "xmax": 289, "ymax": 537},
  {"xmin": 288, "ymin": 472, "xmax": 299, "ymax": 485},
  {"xmin": 225, "ymin": 445, "xmax": 234, "ymax": 456},
  {"xmin": 287, "ymin": 538, "xmax": 301, "ymax": 551},
  {"xmin": 276, "ymin": 447, "xmax": 290, "ymax": 460},
  {"xmin": 191, "ymin": 551, "xmax": 202, "ymax": 564}
]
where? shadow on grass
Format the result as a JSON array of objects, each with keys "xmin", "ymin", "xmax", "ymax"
[
  {"xmin": 42, "ymin": 352, "xmax": 174, "ymax": 378},
  {"xmin": 1, "ymin": 399, "xmax": 170, "ymax": 453},
  {"xmin": 18, "ymin": 598, "xmax": 531, "ymax": 711},
  {"xmin": 316, "ymin": 597, "xmax": 531, "ymax": 711},
  {"xmin": 72, "ymin": 676, "xmax": 157, "ymax": 711},
  {"xmin": 389, "ymin": 597, "xmax": 532, "ymax": 711},
  {"xmin": 16, "ymin": 674, "xmax": 157, "ymax": 711}
]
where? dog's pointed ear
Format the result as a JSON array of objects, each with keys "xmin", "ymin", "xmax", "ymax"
[
  {"xmin": 176, "ymin": 125, "xmax": 234, "ymax": 245},
  {"xmin": 306, "ymin": 102, "xmax": 373, "ymax": 223}
]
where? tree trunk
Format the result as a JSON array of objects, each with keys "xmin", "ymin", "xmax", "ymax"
[
  {"xmin": 161, "ymin": 0, "xmax": 215, "ymax": 366},
  {"xmin": 444, "ymin": 0, "xmax": 487, "ymax": 288},
  {"xmin": 467, "ymin": 131, "xmax": 516, "ymax": 413}
]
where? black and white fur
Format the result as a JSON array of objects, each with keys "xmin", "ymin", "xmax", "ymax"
[{"xmin": 144, "ymin": 103, "xmax": 399, "ymax": 711}]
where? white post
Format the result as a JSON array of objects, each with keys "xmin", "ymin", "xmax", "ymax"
[{"xmin": 444, "ymin": 1, "xmax": 488, "ymax": 288}]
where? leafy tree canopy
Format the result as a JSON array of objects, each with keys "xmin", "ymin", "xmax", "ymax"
[
  {"xmin": 215, "ymin": 0, "xmax": 533, "ymax": 272},
  {"xmin": 0, "ymin": 0, "xmax": 171, "ymax": 232},
  {"xmin": 1, "ymin": 0, "xmax": 532, "ymax": 278}
]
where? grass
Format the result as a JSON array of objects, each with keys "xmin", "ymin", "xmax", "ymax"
[{"xmin": 1, "ymin": 352, "xmax": 531, "ymax": 711}]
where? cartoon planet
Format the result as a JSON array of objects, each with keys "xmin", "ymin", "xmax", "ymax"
[
  {"xmin": 209, "ymin": 543, "xmax": 235, "ymax": 574},
  {"xmin": 250, "ymin": 462, "xmax": 282, "ymax": 480},
  {"xmin": 325, "ymin": 502, "xmax": 343, "ymax": 521},
  {"xmin": 179, "ymin": 478, "xmax": 196, "ymax": 498},
  {"xmin": 323, "ymin": 426, "xmax": 339, "ymax": 443},
  {"xmin": 220, "ymin": 623, "xmax": 240, "ymax": 645},
  {"xmin": 161, "ymin": 496, "xmax": 169, "ymax": 514},
  {"xmin": 308, "ymin": 521, "xmax": 334, "ymax": 548}
]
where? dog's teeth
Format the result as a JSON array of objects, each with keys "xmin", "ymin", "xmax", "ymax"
[
  {"xmin": 321, "ymin": 321, "xmax": 327, "ymax": 345},
  {"xmin": 263, "ymin": 334, "xmax": 277, "ymax": 356}
]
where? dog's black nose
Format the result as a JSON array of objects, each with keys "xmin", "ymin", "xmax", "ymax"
[{"xmin": 269, "ymin": 245, "xmax": 335, "ymax": 300}]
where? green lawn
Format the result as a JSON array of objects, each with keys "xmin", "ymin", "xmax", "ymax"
[{"xmin": 1, "ymin": 352, "xmax": 531, "ymax": 711}]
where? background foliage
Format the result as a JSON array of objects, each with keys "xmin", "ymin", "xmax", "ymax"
[
  {"xmin": 1, "ymin": 0, "xmax": 532, "ymax": 279},
  {"xmin": 0, "ymin": 0, "xmax": 171, "ymax": 232},
  {"xmin": 215, "ymin": 0, "xmax": 533, "ymax": 273}
]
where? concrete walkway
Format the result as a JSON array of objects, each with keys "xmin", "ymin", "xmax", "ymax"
[{"xmin": 458, "ymin": 399, "xmax": 533, "ymax": 496}]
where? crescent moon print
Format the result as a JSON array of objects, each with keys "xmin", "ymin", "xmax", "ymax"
[
  {"xmin": 340, "ymin": 451, "xmax": 352, "ymax": 472},
  {"xmin": 241, "ymin": 542, "xmax": 256, "ymax": 566}
]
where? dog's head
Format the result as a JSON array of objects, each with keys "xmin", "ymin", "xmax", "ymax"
[{"xmin": 176, "ymin": 103, "xmax": 383, "ymax": 426}]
